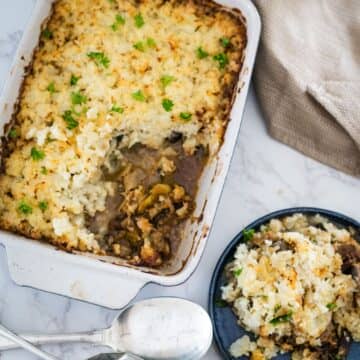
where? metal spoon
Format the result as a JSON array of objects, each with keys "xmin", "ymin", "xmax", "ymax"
[{"xmin": 0, "ymin": 297, "xmax": 213, "ymax": 360}]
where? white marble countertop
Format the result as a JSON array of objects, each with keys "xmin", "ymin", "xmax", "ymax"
[{"xmin": 0, "ymin": 1, "xmax": 359, "ymax": 359}]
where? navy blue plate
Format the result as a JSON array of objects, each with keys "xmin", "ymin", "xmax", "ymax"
[{"xmin": 209, "ymin": 207, "xmax": 360, "ymax": 359}]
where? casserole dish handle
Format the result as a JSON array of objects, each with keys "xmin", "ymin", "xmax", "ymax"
[{"xmin": 0, "ymin": 235, "xmax": 147, "ymax": 309}]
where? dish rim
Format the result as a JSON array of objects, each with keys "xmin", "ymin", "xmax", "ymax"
[{"xmin": 208, "ymin": 207, "xmax": 360, "ymax": 360}]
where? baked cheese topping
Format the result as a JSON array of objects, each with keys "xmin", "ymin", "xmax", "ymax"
[{"xmin": 0, "ymin": 0, "xmax": 246, "ymax": 255}]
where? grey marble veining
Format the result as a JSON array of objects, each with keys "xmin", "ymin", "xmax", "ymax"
[{"xmin": 0, "ymin": 1, "xmax": 359, "ymax": 359}]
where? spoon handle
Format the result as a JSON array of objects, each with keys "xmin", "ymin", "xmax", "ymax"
[
  {"xmin": 0, "ymin": 324, "xmax": 59, "ymax": 360},
  {"xmin": 0, "ymin": 328, "xmax": 106, "ymax": 351}
]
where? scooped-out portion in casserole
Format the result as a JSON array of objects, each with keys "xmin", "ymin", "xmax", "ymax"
[{"xmin": 0, "ymin": 0, "xmax": 246, "ymax": 267}]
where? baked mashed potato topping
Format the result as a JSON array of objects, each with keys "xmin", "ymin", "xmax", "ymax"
[
  {"xmin": 0, "ymin": 0, "xmax": 246, "ymax": 266},
  {"xmin": 222, "ymin": 214, "xmax": 360, "ymax": 359}
]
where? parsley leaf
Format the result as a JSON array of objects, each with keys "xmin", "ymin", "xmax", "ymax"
[
  {"xmin": 31, "ymin": 147, "xmax": 45, "ymax": 161},
  {"xmin": 160, "ymin": 75, "xmax": 175, "ymax": 88},
  {"xmin": 47, "ymin": 82, "xmax": 57, "ymax": 94},
  {"xmin": 270, "ymin": 311, "xmax": 293, "ymax": 325},
  {"xmin": 146, "ymin": 37, "xmax": 156, "ymax": 48},
  {"xmin": 326, "ymin": 303, "xmax": 337, "ymax": 311},
  {"xmin": 180, "ymin": 112, "xmax": 192, "ymax": 121},
  {"xmin": 111, "ymin": 14, "xmax": 125, "ymax": 31},
  {"xmin": 132, "ymin": 90, "xmax": 146, "ymax": 102},
  {"xmin": 243, "ymin": 228, "xmax": 255, "ymax": 242},
  {"xmin": 197, "ymin": 47, "xmax": 209, "ymax": 59},
  {"xmin": 213, "ymin": 53, "xmax": 229, "ymax": 68},
  {"xmin": 162, "ymin": 98, "xmax": 174, "ymax": 112},
  {"xmin": 134, "ymin": 13, "xmax": 145, "ymax": 28},
  {"xmin": 62, "ymin": 110, "xmax": 79, "ymax": 130},
  {"xmin": 87, "ymin": 52, "xmax": 110, "ymax": 68},
  {"xmin": 70, "ymin": 74, "xmax": 80, "ymax": 86},
  {"xmin": 38, "ymin": 201, "xmax": 48, "ymax": 211},
  {"xmin": 42, "ymin": 28, "xmax": 53, "ymax": 39},
  {"xmin": 220, "ymin": 37, "xmax": 231, "ymax": 48},
  {"xmin": 233, "ymin": 268, "xmax": 243, "ymax": 277},
  {"xmin": 71, "ymin": 91, "xmax": 87, "ymax": 105},
  {"xmin": 111, "ymin": 105, "xmax": 124, "ymax": 113},
  {"xmin": 18, "ymin": 201, "xmax": 32, "ymax": 215},
  {"xmin": 41, "ymin": 166, "xmax": 48, "ymax": 175},
  {"xmin": 9, "ymin": 129, "xmax": 18, "ymax": 139},
  {"xmin": 274, "ymin": 304, "xmax": 281, "ymax": 313},
  {"xmin": 133, "ymin": 41, "xmax": 145, "ymax": 52}
]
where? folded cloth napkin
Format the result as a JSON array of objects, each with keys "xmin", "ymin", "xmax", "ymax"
[{"xmin": 253, "ymin": 0, "xmax": 360, "ymax": 176}]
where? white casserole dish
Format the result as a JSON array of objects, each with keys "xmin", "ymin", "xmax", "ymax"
[{"xmin": 0, "ymin": 0, "xmax": 260, "ymax": 309}]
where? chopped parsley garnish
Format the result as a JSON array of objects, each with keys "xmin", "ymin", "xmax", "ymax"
[
  {"xmin": 42, "ymin": 28, "xmax": 53, "ymax": 39},
  {"xmin": 87, "ymin": 52, "xmax": 110, "ymax": 68},
  {"xmin": 9, "ymin": 129, "xmax": 18, "ymax": 139},
  {"xmin": 133, "ymin": 41, "xmax": 145, "ymax": 52},
  {"xmin": 107, "ymin": 0, "xmax": 115, "ymax": 3},
  {"xmin": 215, "ymin": 299, "xmax": 228, "ymax": 308},
  {"xmin": 160, "ymin": 75, "xmax": 175, "ymax": 88},
  {"xmin": 326, "ymin": 303, "xmax": 337, "ymax": 310},
  {"xmin": 38, "ymin": 201, "xmax": 48, "ymax": 212},
  {"xmin": 270, "ymin": 311, "xmax": 293, "ymax": 325},
  {"xmin": 30, "ymin": 147, "xmax": 45, "ymax": 161},
  {"xmin": 70, "ymin": 74, "xmax": 80, "ymax": 86},
  {"xmin": 62, "ymin": 110, "xmax": 79, "ymax": 130},
  {"xmin": 196, "ymin": 47, "xmax": 209, "ymax": 59},
  {"xmin": 111, "ymin": 14, "xmax": 125, "ymax": 31},
  {"xmin": 180, "ymin": 112, "xmax": 192, "ymax": 121},
  {"xmin": 233, "ymin": 268, "xmax": 243, "ymax": 277},
  {"xmin": 132, "ymin": 90, "xmax": 146, "ymax": 102},
  {"xmin": 18, "ymin": 201, "xmax": 32, "ymax": 215},
  {"xmin": 134, "ymin": 13, "xmax": 145, "ymax": 28},
  {"xmin": 243, "ymin": 228, "xmax": 255, "ymax": 242},
  {"xmin": 220, "ymin": 37, "xmax": 231, "ymax": 48},
  {"xmin": 274, "ymin": 304, "xmax": 281, "ymax": 313},
  {"xmin": 47, "ymin": 82, "xmax": 57, "ymax": 94},
  {"xmin": 213, "ymin": 53, "xmax": 229, "ymax": 68},
  {"xmin": 71, "ymin": 91, "xmax": 87, "ymax": 105},
  {"xmin": 111, "ymin": 105, "xmax": 124, "ymax": 113},
  {"xmin": 162, "ymin": 98, "xmax": 174, "ymax": 112},
  {"xmin": 41, "ymin": 166, "xmax": 48, "ymax": 175},
  {"xmin": 147, "ymin": 37, "xmax": 156, "ymax": 48}
]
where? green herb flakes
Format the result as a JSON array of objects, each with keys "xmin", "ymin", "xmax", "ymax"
[
  {"xmin": 233, "ymin": 268, "xmax": 243, "ymax": 277},
  {"xmin": 162, "ymin": 98, "xmax": 174, "ymax": 112},
  {"xmin": 270, "ymin": 311, "xmax": 293, "ymax": 325},
  {"xmin": 38, "ymin": 201, "xmax": 48, "ymax": 212},
  {"xmin": 62, "ymin": 110, "xmax": 79, "ymax": 130},
  {"xmin": 220, "ymin": 37, "xmax": 231, "ymax": 48},
  {"xmin": 42, "ymin": 28, "xmax": 53, "ymax": 39},
  {"xmin": 71, "ymin": 91, "xmax": 87, "ymax": 105},
  {"xmin": 9, "ymin": 129, "xmax": 18, "ymax": 139},
  {"xmin": 147, "ymin": 37, "xmax": 156, "ymax": 48},
  {"xmin": 133, "ymin": 41, "xmax": 145, "ymax": 52},
  {"xmin": 18, "ymin": 201, "xmax": 32, "ymax": 215},
  {"xmin": 87, "ymin": 52, "xmax": 110, "ymax": 68},
  {"xmin": 213, "ymin": 53, "xmax": 229, "ymax": 68},
  {"xmin": 196, "ymin": 47, "xmax": 209, "ymax": 59},
  {"xmin": 47, "ymin": 82, "xmax": 57, "ymax": 94},
  {"xmin": 134, "ymin": 13, "xmax": 145, "ymax": 28},
  {"xmin": 70, "ymin": 74, "xmax": 80, "ymax": 86},
  {"xmin": 41, "ymin": 166, "xmax": 48, "ymax": 175},
  {"xmin": 111, "ymin": 105, "xmax": 124, "ymax": 113},
  {"xmin": 111, "ymin": 14, "xmax": 125, "ymax": 31},
  {"xmin": 132, "ymin": 90, "xmax": 146, "ymax": 102},
  {"xmin": 160, "ymin": 75, "xmax": 175, "ymax": 88},
  {"xmin": 30, "ymin": 147, "xmax": 45, "ymax": 161},
  {"xmin": 326, "ymin": 303, "xmax": 337, "ymax": 311},
  {"xmin": 243, "ymin": 228, "xmax": 255, "ymax": 242},
  {"xmin": 180, "ymin": 112, "xmax": 192, "ymax": 121}
]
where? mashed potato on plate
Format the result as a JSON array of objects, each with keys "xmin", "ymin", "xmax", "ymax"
[{"xmin": 222, "ymin": 214, "xmax": 360, "ymax": 359}]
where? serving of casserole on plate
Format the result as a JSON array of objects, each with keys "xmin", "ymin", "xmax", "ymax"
[{"xmin": 0, "ymin": 0, "xmax": 246, "ymax": 267}]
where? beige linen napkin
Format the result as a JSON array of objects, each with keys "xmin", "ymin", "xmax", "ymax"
[{"xmin": 253, "ymin": 0, "xmax": 360, "ymax": 176}]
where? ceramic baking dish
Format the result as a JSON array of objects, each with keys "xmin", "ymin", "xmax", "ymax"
[{"xmin": 0, "ymin": 0, "xmax": 260, "ymax": 309}]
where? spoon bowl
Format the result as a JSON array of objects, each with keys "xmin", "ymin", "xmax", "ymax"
[{"xmin": 0, "ymin": 297, "xmax": 213, "ymax": 360}]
